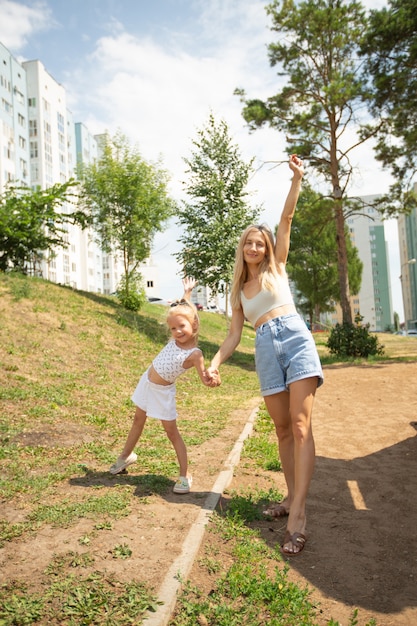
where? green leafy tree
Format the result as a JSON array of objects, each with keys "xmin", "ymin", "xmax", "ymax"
[
  {"xmin": 235, "ymin": 0, "xmax": 381, "ymax": 325},
  {"xmin": 361, "ymin": 0, "xmax": 417, "ymax": 210},
  {"xmin": 287, "ymin": 185, "xmax": 362, "ymax": 328},
  {"xmin": 0, "ymin": 180, "xmax": 81, "ymax": 274},
  {"xmin": 175, "ymin": 114, "xmax": 260, "ymax": 313},
  {"xmin": 79, "ymin": 132, "xmax": 176, "ymax": 305}
]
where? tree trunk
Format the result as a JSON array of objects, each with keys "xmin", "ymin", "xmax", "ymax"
[
  {"xmin": 314, "ymin": 303, "xmax": 321, "ymax": 331},
  {"xmin": 334, "ymin": 201, "xmax": 352, "ymax": 325},
  {"xmin": 330, "ymin": 116, "xmax": 352, "ymax": 325}
]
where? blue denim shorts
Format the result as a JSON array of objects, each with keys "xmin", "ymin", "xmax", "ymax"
[{"xmin": 255, "ymin": 313, "xmax": 324, "ymax": 396}]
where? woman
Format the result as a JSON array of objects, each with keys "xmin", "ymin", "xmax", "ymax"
[{"xmin": 207, "ymin": 155, "xmax": 323, "ymax": 555}]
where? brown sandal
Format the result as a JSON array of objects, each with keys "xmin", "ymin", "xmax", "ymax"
[
  {"xmin": 281, "ymin": 530, "xmax": 307, "ymax": 556},
  {"xmin": 262, "ymin": 503, "xmax": 289, "ymax": 518}
]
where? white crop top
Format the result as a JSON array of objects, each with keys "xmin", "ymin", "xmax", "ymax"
[
  {"xmin": 152, "ymin": 340, "xmax": 199, "ymax": 383},
  {"xmin": 240, "ymin": 273, "xmax": 294, "ymax": 326}
]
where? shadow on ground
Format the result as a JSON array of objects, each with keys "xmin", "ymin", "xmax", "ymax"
[
  {"xmin": 69, "ymin": 470, "xmax": 222, "ymax": 508},
  {"xmin": 238, "ymin": 431, "xmax": 417, "ymax": 617}
]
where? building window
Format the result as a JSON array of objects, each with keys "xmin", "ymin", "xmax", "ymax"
[
  {"xmin": 2, "ymin": 98, "xmax": 12, "ymax": 114},
  {"xmin": 4, "ymin": 143, "xmax": 13, "ymax": 159},
  {"xmin": 44, "ymin": 121, "xmax": 51, "ymax": 142},
  {"xmin": 0, "ymin": 75, "xmax": 11, "ymax": 91},
  {"xmin": 57, "ymin": 112, "xmax": 65, "ymax": 133},
  {"xmin": 29, "ymin": 119, "xmax": 37, "ymax": 137},
  {"xmin": 147, "ymin": 280, "xmax": 154, "ymax": 288},
  {"xmin": 13, "ymin": 87, "xmax": 24, "ymax": 104},
  {"xmin": 30, "ymin": 164, "xmax": 39, "ymax": 181}
]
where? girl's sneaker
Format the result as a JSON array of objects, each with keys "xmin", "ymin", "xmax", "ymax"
[
  {"xmin": 173, "ymin": 475, "xmax": 192, "ymax": 494},
  {"xmin": 109, "ymin": 452, "xmax": 137, "ymax": 475}
]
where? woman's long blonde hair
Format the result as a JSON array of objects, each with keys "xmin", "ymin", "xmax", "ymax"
[{"xmin": 230, "ymin": 224, "xmax": 280, "ymax": 310}]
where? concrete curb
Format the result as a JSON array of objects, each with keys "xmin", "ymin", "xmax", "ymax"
[{"xmin": 143, "ymin": 405, "xmax": 259, "ymax": 626}]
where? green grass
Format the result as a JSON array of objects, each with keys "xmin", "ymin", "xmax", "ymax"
[
  {"xmin": 0, "ymin": 274, "xmax": 259, "ymax": 509},
  {"xmin": 0, "ymin": 272, "xmax": 259, "ymax": 625},
  {"xmin": 171, "ymin": 509, "xmax": 376, "ymax": 626},
  {"xmin": 0, "ymin": 575, "xmax": 161, "ymax": 625},
  {"xmin": 242, "ymin": 408, "xmax": 282, "ymax": 472},
  {"xmin": 1, "ymin": 273, "xmax": 413, "ymax": 624},
  {"xmin": 170, "ymin": 405, "xmax": 378, "ymax": 626},
  {"xmin": 172, "ymin": 513, "xmax": 315, "ymax": 626}
]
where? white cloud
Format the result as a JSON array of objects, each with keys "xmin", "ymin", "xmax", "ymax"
[
  {"xmin": 2, "ymin": 0, "xmax": 399, "ymax": 303},
  {"xmin": 67, "ymin": 7, "xmax": 281, "ymax": 297},
  {"xmin": 63, "ymin": 6, "xmax": 287, "ymax": 207},
  {"xmin": 60, "ymin": 0, "xmax": 398, "ymax": 300},
  {"xmin": 0, "ymin": 0, "xmax": 53, "ymax": 50}
]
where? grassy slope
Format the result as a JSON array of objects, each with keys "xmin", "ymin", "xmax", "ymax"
[
  {"xmin": 0, "ymin": 274, "xmax": 261, "ymax": 623},
  {"xmin": 0, "ymin": 273, "xmax": 261, "ymax": 492},
  {"xmin": 2, "ymin": 273, "xmax": 417, "ymax": 625}
]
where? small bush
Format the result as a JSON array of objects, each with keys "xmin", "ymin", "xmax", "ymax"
[
  {"xmin": 117, "ymin": 289, "xmax": 145, "ymax": 311},
  {"xmin": 326, "ymin": 315, "xmax": 384, "ymax": 358},
  {"xmin": 116, "ymin": 273, "xmax": 146, "ymax": 311}
]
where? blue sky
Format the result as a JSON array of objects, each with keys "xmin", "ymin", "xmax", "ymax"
[{"xmin": 0, "ymin": 0, "xmax": 402, "ymax": 316}]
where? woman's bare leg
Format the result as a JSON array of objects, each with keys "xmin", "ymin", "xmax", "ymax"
[
  {"xmin": 264, "ymin": 390, "xmax": 293, "ymax": 512},
  {"xmin": 287, "ymin": 377, "xmax": 317, "ymax": 527},
  {"xmin": 264, "ymin": 377, "xmax": 317, "ymax": 553}
]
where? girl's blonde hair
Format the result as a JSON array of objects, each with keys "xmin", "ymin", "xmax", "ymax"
[
  {"xmin": 230, "ymin": 224, "xmax": 279, "ymax": 310},
  {"xmin": 166, "ymin": 300, "xmax": 200, "ymax": 341}
]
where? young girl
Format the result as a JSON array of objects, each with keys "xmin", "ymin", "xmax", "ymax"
[
  {"xmin": 110, "ymin": 278, "xmax": 220, "ymax": 494},
  {"xmin": 207, "ymin": 155, "xmax": 323, "ymax": 554}
]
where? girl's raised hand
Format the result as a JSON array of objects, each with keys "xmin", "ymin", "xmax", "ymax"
[
  {"xmin": 182, "ymin": 276, "xmax": 198, "ymax": 300},
  {"xmin": 182, "ymin": 276, "xmax": 198, "ymax": 294}
]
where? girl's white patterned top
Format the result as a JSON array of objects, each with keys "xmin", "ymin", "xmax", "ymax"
[{"xmin": 152, "ymin": 340, "xmax": 199, "ymax": 383}]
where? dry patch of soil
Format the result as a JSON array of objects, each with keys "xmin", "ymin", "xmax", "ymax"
[{"xmin": 189, "ymin": 361, "xmax": 417, "ymax": 626}]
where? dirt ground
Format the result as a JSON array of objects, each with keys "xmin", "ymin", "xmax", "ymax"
[
  {"xmin": 213, "ymin": 361, "xmax": 417, "ymax": 626},
  {"xmin": 2, "ymin": 362, "xmax": 417, "ymax": 625}
]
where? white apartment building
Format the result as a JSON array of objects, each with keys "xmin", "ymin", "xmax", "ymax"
[
  {"xmin": 0, "ymin": 42, "xmax": 160, "ymax": 298},
  {"xmin": 0, "ymin": 43, "xmax": 30, "ymax": 187},
  {"xmin": 73, "ymin": 122, "xmax": 103, "ymax": 293},
  {"xmin": 21, "ymin": 59, "xmax": 81, "ymax": 286}
]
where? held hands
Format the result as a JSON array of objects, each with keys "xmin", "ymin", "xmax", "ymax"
[
  {"xmin": 203, "ymin": 367, "xmax": 221, "ymax": 388},
  {"xmin": 289, "ymin": 154, "xmax": 304, "ymax": 179}
]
